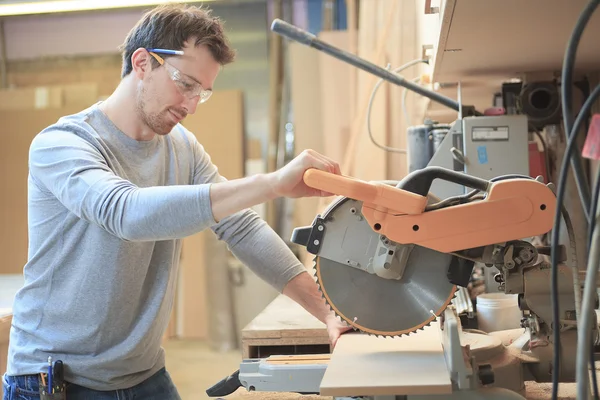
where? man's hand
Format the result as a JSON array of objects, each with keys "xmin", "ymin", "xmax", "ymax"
[
  {"xmin": 209, "ymin": 148, "xmax": 341, "ymax": 222},
  {"xmin": 325, "ymin": 313, "xmax": 353, "ymax": 349},
  {"xmin": 282, "ymin": 271, "xmax": 353, "ymax": 349},
  {"xmin": 268, "ymin": 149, "xmax": 341, "ymax": 198}
]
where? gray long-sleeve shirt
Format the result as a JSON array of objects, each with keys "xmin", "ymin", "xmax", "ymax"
[{"xmin": 6, "ymin": 103, "xmax": 306, "ymax": 390}]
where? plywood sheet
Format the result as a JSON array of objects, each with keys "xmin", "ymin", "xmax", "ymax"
[
  {"xmin": 319, "ymin": 323, "xmax": 452, "ymax": 397},
  {"xmin": 178, "ymin": 90, "xmax": 245, "ymax": 340},
  {"xmin": 289, "ymin": 42, "xmax": 324, "ymax": 234},
  {"xmin": 181, "ymin": 90, "xmax": 245, "ymax": 180},
  {"xmin": 0, "ymin": 107, "xmax": 83, "ymax": 274},
  {"xmin": 350, "ymin": 0, "xmax": 391, "ymax": 182},
  {"xmin": 317, "ymin": 30, "xmax": 352, "ymax": 165},
  {"xmin": 0, "ymin": 83, "xmax": 99, "ymax": 111}
]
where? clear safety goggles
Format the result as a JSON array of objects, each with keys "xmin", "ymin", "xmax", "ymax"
[{"xmin": 147, "ymin": 48, "xmax": 212, "ymax": 104}]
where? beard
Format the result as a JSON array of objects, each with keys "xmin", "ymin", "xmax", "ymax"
[{"xmin": 135, "ymin": 82, "xmax": 181, "ymax": 135}]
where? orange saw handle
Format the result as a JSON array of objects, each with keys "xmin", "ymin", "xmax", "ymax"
[{"xmin": 303, "ymin": 169, "xmax": 428, "ymax": 215}]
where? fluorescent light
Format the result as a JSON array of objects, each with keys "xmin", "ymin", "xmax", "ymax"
[{"xmin": 0, "ymin": 0, "xmax": 216, "ymax": 17}]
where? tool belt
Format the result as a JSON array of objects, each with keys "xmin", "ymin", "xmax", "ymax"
[{"xmin": 38, "ymin": 359, "xmax": 66, "ymax": 400}]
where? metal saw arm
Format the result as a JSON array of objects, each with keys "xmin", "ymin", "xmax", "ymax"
[{"xmin": 304, "ymin": 167, "xmax": 556, "ymax": 253}]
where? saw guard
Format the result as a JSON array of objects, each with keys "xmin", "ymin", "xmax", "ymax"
[{"xmin": 303, "ymin": 169, "xmax": 555, "ymax": 253}]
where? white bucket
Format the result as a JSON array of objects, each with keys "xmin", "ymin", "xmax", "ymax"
[{"xmin": 476, "ymin": 293, "xmax": 522, "ymax": 333}]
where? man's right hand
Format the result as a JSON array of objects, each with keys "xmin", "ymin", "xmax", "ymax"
[
  {"xmin": 267, "ymin": 149, "xmax": 341, "ymax": 199},
  {"xmin": 209, "ymin": 149, "xmax": 341, "ymax": 222}
]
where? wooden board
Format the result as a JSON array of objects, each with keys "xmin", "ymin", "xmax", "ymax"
[
  {"xmin": 289, "ymin": 42, "xmax": 325, "ymax": 229},
  {"xmin": 317, "ymin": 30, "xmax": 352, "ymax": 165},
  {"xmin": 242, "ymin": 294, "xmax": 326, "ymax": 340},
  {"xmin": 432, "ymin": 0, "xmax": 600, "ymax": 85},
  {"xmin": 241, "ymin": 294, "xmax": 329, "ymax": 358},
  {"xmin": 181, "ymin": 90, "xmax": 245, "ymax": 181},
  {"xmin": 178, "ymin": 90, "xmax": 245, "ymax": 340},
  {"xmin": 319, "ymin": 323, "xmax": 452, "ymax": 397},
  {"xmin": 0, "ymin": 106, "xmax": 84, "ymax": 274}
]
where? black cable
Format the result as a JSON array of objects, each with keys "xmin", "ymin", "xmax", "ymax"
[
  {"xmin": 553, "ymin": 3, "xmax": 600, "ymax": 397},
  {"xmin": 559, "ymin": 0, "xmax": 599, "ymax": 219},
  {"xmin": 552, "ymin": 82, "xmax": 600, "ymax": 399}
]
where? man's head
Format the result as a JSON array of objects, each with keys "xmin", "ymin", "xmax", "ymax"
[{"xmin": 119, "ymin": 4, "xmax": 236, "ymax": 135}]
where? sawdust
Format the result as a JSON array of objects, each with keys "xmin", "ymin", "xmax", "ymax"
[{"xmin": 524, "ymin": 382, "xmax": 576, "ymax": 400}]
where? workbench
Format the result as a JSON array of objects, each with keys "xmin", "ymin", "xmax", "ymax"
[{"xmin": 240, "ymin": 293, "xmax": 580, "ymax": 399}]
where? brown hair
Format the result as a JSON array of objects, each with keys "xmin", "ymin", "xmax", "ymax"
[{"xmin": 119, "ymin": 3, "xmax": 236, "ymax": 78}]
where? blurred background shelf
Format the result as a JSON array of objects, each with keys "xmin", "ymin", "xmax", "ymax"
[{"xmin": 425, "ymin": 0, "xmax": 600, "ymax": 122}]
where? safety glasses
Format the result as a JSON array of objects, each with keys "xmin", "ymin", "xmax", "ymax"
[{"xmin": 146, "ymin": 48, "xmax": 212, "ymax": 104}]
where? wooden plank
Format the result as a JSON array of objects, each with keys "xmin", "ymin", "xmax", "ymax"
[
  {"xmin": 353, "ymin": 0, "xmax": 389, "ymax": 182},
  {"xmin": 319, "ymin": 323, "xmax": 452, "ymax": 397},
  {"xmin": 177, "ymin": 90, "xmax": 245, "ymax": 340},
  {"xmin": 243, "ymin": 338, "xmax": 330, "ymax": 359},
  {"xmin": 317, "ymin": 30, "xmax": 352, "ymax": 165},
  {"xmin": 0, "ymin": 107, "xmax": 84, "ymax": 274},
  {"xmin": 242, "ymin": 294, "xmax": 327, "ymax": 340},
  {"xmin": 343, "ymin": 0, "xmax": 398, "ymax": 180},
  {"xmin": 182, "ymin": 90, "xmax": 245, "ymax": 180},
  {"xmin": 289, "ymin": 42, "xmax": 325, "ymax": 241},
  {"xmin": 432, "ymin": 0, "xmax": 600, "ymax": 85},
  {"xmin": 386, "ymin": 0, "xmax": 421, "ymax": 181}
]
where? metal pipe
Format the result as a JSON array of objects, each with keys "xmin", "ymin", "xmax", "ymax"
[{"xmin": 270, "ymin": 18, "xmax": 465, "ymax": 113}]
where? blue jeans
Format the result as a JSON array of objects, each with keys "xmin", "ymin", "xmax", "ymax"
[{"xmin": 2, "ymin": 368, "xmax": 181, "ymax": 400}]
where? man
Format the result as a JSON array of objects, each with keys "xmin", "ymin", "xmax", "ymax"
[{"xmin": 2, "ymin": 4, "xmax": 349, "ymax": 399}]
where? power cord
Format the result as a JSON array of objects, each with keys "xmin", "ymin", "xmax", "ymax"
[
  {"xmin": 560, "ymin": 1, "xmax": 597, "ymax": 217},
  {"xmin": 366, "ymin": 59, "xmax": 428, "ymax": 153},
  {"xmin": 552, "ymin": 81, "xmax": 600, "ymax": 399},
  {"xmin": 551, "ymin": 2, "xmax": 600, "ymax": 399}
]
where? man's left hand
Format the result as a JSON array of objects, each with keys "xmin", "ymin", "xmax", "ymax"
[{"xmin": 325, "ymin": 314, "xmax": 353, "ymax": 349}]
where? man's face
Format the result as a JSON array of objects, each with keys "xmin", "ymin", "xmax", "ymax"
[{"xmin": 135, "ymin": 39, "xmax": 221, "ymax": 135}]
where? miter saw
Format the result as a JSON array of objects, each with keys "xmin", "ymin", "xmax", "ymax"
[
  {"xmin": 207, "ymin": 166, "xmax": 586, "ymax": 399},
  {"xmin": 206, "ymin": 17, "xmax": 597, "ymax": 399}
]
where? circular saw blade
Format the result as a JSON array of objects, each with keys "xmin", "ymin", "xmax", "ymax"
[{"xmin": 313, "ymin": 198, "xmax": 457, "ymax": 337}]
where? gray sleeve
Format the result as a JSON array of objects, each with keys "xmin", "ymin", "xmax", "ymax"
[
  {"xmin": 29, "ymin": 127, "xmax": 218, "ymax": 242},
  {"xmin": 190, "ymin": 133, "xmax": 306, "ymax": 292}
]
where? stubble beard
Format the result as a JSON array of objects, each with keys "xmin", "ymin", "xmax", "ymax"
[{"xmin": 136, "ymin": 83, "xmax": 176, "ymax": 136}]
